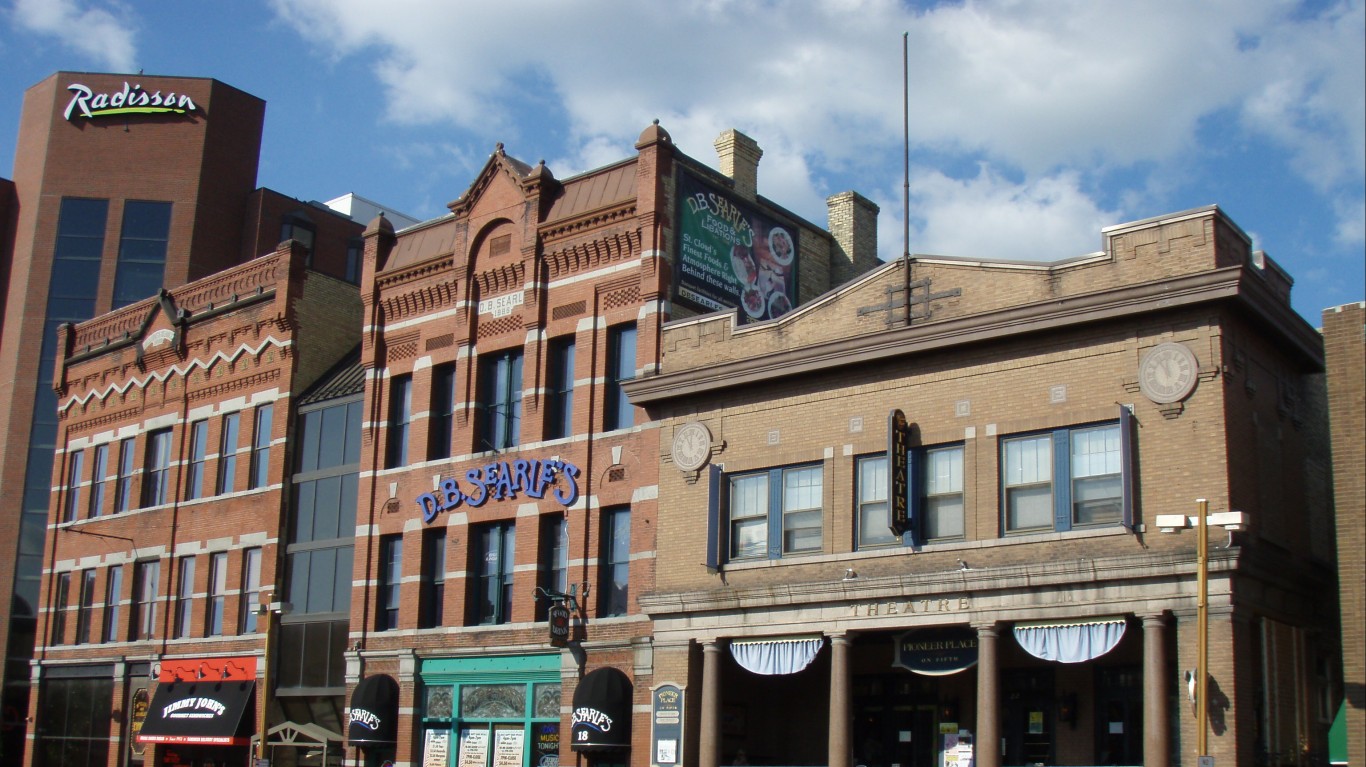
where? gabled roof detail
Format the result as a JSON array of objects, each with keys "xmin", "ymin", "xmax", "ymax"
[{"xmin": 447, "ymin": 142, "xmax": 535, "ymax": 217}]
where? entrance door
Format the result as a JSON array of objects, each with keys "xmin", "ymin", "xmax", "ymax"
[
  {"xmin": 1002, "ymin": 669, "xmax": 1054, "ymax": 766},
  {"xmin": 852, "ymin": 701, "xmax": 937, "ymax": 767},
  {"xmin": 1093, "ymin": 666, "xmax": 1142, "ymax": 765}
]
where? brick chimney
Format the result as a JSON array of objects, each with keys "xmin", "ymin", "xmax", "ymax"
[
  {"xmin": 826, "ymin": 191, "xmax": 880, "ymax": 283},
  {"xmin": 714, "ymin": 129, "xmax": 762, "ymax": 199}
]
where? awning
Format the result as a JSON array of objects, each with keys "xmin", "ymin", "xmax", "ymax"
[
  {"xmin": 1013, "ymin": 616, "xmax": 1127, "ymax": 664},
  {"xmin": 137, "ymin": 679, "xmax": 255, "ymax": 746},
  {"xmin": 570, "ymin": 667, "xmax": 632, "ymax": 751},
  {"xmin": 729, "ymin": 636, "xmax": 824, "ymax": 676},
  {"xmin": 347, "ymin": 674, "xmax": 399, "ymax": 746}
]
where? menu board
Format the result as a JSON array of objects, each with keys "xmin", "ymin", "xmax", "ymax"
[
  {"xmin": 675, "ymin": 170, "xmax": 798, "ymax": 324},
  {"xmin": 424, "ymin": 730, "xmax": 451, "ymax": 767},
  {"xmin": 493, "ymin": 729, "xmax": 525, "ymax": 767},
  {"xmin": 458, "ymin": 728, "xmax": 490, "ymax": 767}
]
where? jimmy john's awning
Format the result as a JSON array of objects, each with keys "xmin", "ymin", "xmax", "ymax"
[
  {"xmin": 570, "ymin": 667, "xmax": 632, "ymax": 751},
  {"xmin": 347, "ymin": 674, "xmax": 399, "ymax": 746},
  {"xmin": 137, "ymin": 679, "xmax": 255, "ymax": 746}
]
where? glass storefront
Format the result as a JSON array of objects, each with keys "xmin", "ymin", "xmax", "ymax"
[{"xmin": 421, "ymin": 655, "xmax": 561, "ymax": 767}]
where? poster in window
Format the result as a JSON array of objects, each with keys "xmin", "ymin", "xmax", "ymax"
[
  {"xmin": 424, "ymin": 730, "xmax": 451, "ymax": 767},
  {"xmin": 675, "ymin": 170, "xmax": 798, "ymax": 325},
  {"xmin": 493, "ymin": 729, "xmax": 525, "ymax": 767},
  {"xmin": 533, "ymin": 723, "xmax": 560, "ymax": 767},
  {"xmin": 458, "ymin": 728, "xmax": 490, "ymax": 767}
]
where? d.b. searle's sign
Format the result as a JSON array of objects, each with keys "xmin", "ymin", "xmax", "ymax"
[
  {"xmin": 350, "ymin": 708, "xmax": 382, "ymax": 731},
  {"xmin": 417, "ymin": 457, "xmax": 581, "ymax": 523},
  {"xmin": 65, "ymin": 81, "xmax": 199, "ymax": 122}
]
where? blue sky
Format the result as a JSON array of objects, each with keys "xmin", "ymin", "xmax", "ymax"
[{"xmin": 1, "ymin": 0, "xmax": 1361, "ymax": 324}]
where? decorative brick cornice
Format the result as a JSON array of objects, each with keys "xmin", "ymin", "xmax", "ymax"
[
  {"xmin": 376, "ymin": 256, "xmax": 456, "ymax": 289},
  {"xmin": 541, "ymin": 202, "xmax": 637, "ymax": 243},
  {"xmin": 545, "ymin": 230, "xmax": 640, "ymax": 280},
  {"xmin": 379, "ymin": 279, "xmax": 460, "ymax": 325}
]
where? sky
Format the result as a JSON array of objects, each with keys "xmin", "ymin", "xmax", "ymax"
[{"xmin": 1, "ymin": 0, "xmax": 1361, "ymax": 325}]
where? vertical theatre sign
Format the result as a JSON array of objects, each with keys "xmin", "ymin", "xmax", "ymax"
[
  {"xmin": 675, "ymin": 170, "xmax": 798, "ymax": 324},
  {"xmin": 888, "ymin": 409, "xmax": 910, "ymax": 537}
]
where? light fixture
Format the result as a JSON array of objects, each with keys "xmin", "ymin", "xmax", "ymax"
[
  {"xmin": 842, "ymin": 568, "xmax": 859, "ymax": 581},
  {"xmin": 957, "ymin": 558, "xmax": 970, "ymax": 571}
]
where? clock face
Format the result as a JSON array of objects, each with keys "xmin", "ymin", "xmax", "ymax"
[
  {"xmin": 1138, "ymin": 343, "xmax": 1199, "ymax": 404},
  {"xmin": 672, "ymin": 422, "xmax": 712, "ymax": 472}
]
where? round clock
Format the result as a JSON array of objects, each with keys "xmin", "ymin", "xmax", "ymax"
[
  {"xmin": 671, "ymin": 422, "xmax": 712, "ymax": 472},
  {"xmin": 1138, "ymin": 342, "xmax": 1199, "ymax": 404}
]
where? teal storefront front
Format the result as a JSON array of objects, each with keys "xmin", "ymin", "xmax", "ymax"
[{"xmin": 420, "ymin": 654, "xmax": 563, "ymax": 767}]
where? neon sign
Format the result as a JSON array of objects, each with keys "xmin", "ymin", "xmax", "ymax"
[
  {"xmin": 65, "ymin": 82, "xmax": 199, "ymax": 122},
  {"xmin": 416, "ymin": 457, "xmax": 581, "ymax": 523}
]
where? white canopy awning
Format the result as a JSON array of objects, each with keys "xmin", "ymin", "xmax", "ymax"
[
  {"xmin": 729, "ymin": 636, "xmax": 824, "ymax": 675},
  {"xmin": 1013, "ymin": 617, "xmax": 1127, "ymax": 664}
]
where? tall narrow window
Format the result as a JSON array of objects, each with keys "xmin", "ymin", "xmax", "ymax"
[
  {"xmin": 207, "ymin": 552, "xmax": 228, "ymax": 636},
  {"xmin": 102, "ymin": 565, "xmax": 122, "ymax": 643},
  {"xmin": 604, "ymin": 324, "xmax": 637, "ymax": 431},
  {"xmin": 249, "ymin": 404, "xmax": 273, "ymax": 489},
  {"xmin": 537, "ymin": 515, "xmax": 569, "ymax": 621},
  {"xmin": 479, "ymin": 350, "xmax": 523, "ymax": 451},
  {"xmin": 88, "ymin": 444, "xmax": 108, "ymax": 518},
  {"xmin": 131, "ymin": 560, "xmax": 159, "ymax": 640},
  {"xmin": 386, "ymin": 375, "xmax": 411, "ymax": 468},
  {"xmin": 729, "ymin": 473, "xmax": 770, "ymax": 560},
  {"xmin": 471, "ymin": 522, "xmax": 515, "ymax": 625},
  {"xmin": 63, "ymin": 450, "xmax": 84, "ymax": 523},
  {"xmin": 174, "ymin": 556, "xmax": 195, "ymax": 639},
  {"xmin": 142, "ymin": 429, "xmax": 173, "ymax": 508},
  {"xmin": 420, "ymin": 528, "xmax": 447, "ymax": 628},
  {"xmin": 217, "ymin": 412, "xmax": 240, "ymax": 494},
  {"xmin": 112, "ymin": 200, "xmax": 172, "ymax": 309},
  {"xmin": 856, "ymin": 455, "xmax": 898, "ymax": 549},
  {"xmin": 51, "ymin": 573, "xmax": 71, "ymax": 645},
  {"xmin": 1070, "ymin": 425, "xmax": 1122, "ymax": 525},
  {"xmin": 239, "ymin": 548, "xmax": 262, "ymax": 634},
  {"xmin": 600, "ymin": 508, "xmax": 631, "ymax": 617},
  {"xmin": 187, "ymin": 420, "xmax": 208, "ymax": 500},
  {"xmin": 344, "ymin": 237, "xmax": 363, "ymax": 284},
  {"xmin": 280, "ymin": 212, "xmax": 316, "ymax": 265},
  {"xmin": 782, "ymin": 466, "xmax": 823, "ymax": 554},
  {"xmin": 924, "ymin": 446, "xmax": 965, "ymax": 540},
  {"xmin": 75, "ymin": 569, "xmax": 96, "ymax": 644},
  {"xmin": 377, "ymin": 535, "xmax": 403, "ymax": 631},
  {"xmin": 114, "ymin": 437, "xmax": 135, "ymax": 513},
  {"xmin": 1003, "ymin": 434, "xmax": 1053, "ymax": 531},
  {"xmin": 546, "ymin": 338, "xmax": 575, "ymax": 440},
  {"xmin": 429, "ymin": 364, "xmax": 457, "ymax": 461}
]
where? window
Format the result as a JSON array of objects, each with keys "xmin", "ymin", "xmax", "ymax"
[
  {"xmin": 600, "ymin": 508, "xmax": 631, "ymax": 617},
  {"xmin": 729, "ymin": 464, "xmax": 824, "ymax": 559},
  {"xmin": 478, "ymin": 350, "xmax": 523, "ymax": 451},
  {"xmin": 88, "ymin": 444, "xmax": 108, "ymax": 518},
  {"xmin": 604, "ymin": 324, "xmax": 637, "ymax": 431},
  {"xmin": 142, "ymin": 429, "xmax": 173, "ymax": 507},
  {"xmin": 344, "ymin": 237, "xmax": 363, "ymax": 284},
  {"xmin": 114, "ymin": 437, "xmax": 135, "ymax": 513},
  {"xmin": 131, "ymin": 560, "xmax": 159, "ymax": 640},
  {"xmin": 112, "ymin": 200, "xmax": 172, "ymax": 309},
  {"xmin": 249, "ymin": 404, "xmax": 273, "ymax": 489},
  {"xmin": 856, "ymin": 455, "xmax": 898, "ymax": 549},
  {"xmin": 187, "ymin": 420, "xmax": 208, "ymax": 499},
  {"xmin": 207, "ymin": 552, "xmax": 228, "ymax": 636},
  {"xmin": 63, "ymin": 450, "xmax": 84, "ymax": 523},
  {"xmin": 537, "ymin": 515, "xmax": 569, "ymax": 621},
  {"xmin": 377, "ymin": 535, "xmax": 402, "ymax": 631},
  {"xmin": 75, "ymin": 569, "xmax": 96, "ymax": 644},
  {"xmin": 102, "ymin": 566, "xmax": 122, "ymax": 643},
  {"xmin": 429, "ymin": 364, "xmax": 456, "ymax": 461},
  {"xmin": 280, "ymin": 212, "xmax": 316, "ymax": 264},
  {"xmin": 239, "ymin": 548, "xmax": 262, "ymax": 634},
  {"xmin": 218, "ymin": 412, "xmax": 240, "ymax": 494},
  {"xmin": 1002, "ymin": 420, "xmax": 1128, "ymax": 533},
  {"xmin": 386, "ymin": 375, "xmax": 411, "ymax": 468},
  {"xmin": 420, "ymin": 528, "xmax": 447, "ymax": 628},
  {"xmin": 546, "ymin": 338, "xmax": 575, "ymax": 440},
  {"xmin": 470, "ymin": 522, "xmax": 515, "ymax": 625},
  {"xmin": 923, "ymin": 446, "xmax": 965, "ymax": 540},
  {"xmin": 174, "ymin": 556, "xmax": 195, "ymax": 638},
  {"xmin": 51, "ymin": 572, "xmax": 71, "ymax": 645}
]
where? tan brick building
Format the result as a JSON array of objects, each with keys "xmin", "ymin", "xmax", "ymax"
[
  {"xmin": 628, "ymin": 206, "xmax": 1338, "ymax": 767},
  {"xmin": 347, "ymin": 123, "xmax": 878, "ymax": 767}
]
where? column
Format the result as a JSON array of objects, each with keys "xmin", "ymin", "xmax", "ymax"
[
  {"xmin": 974, "ymin": 623, "xmax": 1000, "ymax": 767},
  {"xmin": 1143, "ymin": 613, "xmax": 1170, "ymax": 767},
  {"xmin": 699, "ymin": 640, "xmax": 721, "ymax": 767},
  {"xmin": 828, "ymin": 634, "xmax": 851, "ymax": 767}
]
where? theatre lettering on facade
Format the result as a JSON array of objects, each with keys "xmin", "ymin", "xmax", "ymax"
[{"xmin": 627, "ymin": 206, "xmax": 1339, "ymax": 767}]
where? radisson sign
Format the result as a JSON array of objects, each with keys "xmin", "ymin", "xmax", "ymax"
[{"xmin": 65, "ymin": 82, "xmax": 199, "ymax": 122}]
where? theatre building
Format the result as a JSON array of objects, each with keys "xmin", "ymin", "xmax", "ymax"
[
  {"xmin": 627, "ymin": 206, "xmax": 1339, "ymax": 767},
  {"xmin": 0, "ymin": 70, "xmax": 400, "ymax": 764},
  {"xmin": 30, "ymin": 240, "xmax": 362, "ymax": 767},
  {"xmin": 347, "ymin": 124, "xmax": 878, "ymax": 767}
]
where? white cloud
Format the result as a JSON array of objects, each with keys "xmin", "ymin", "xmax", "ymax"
[{"xmin": 11, "ymin": 0, "xmax": 136, "ymax": 72}]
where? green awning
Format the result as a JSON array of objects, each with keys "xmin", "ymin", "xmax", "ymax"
[{"xmin": 1329, "ymin": 700, "xmax": 1349, "ymax": 766}]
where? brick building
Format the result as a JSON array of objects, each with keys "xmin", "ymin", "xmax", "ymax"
[
  {"xmin": 1323, "ymin": 302, "xmax": 1364, "ymax": 767},
  {"xmin": 0, "ymin": 71, "xmax": 413, "ymax": 764},
  {"xmin": 627, "ymin": 206, "xmax": 1339, "ymax": 767},
  {"xmin": 347, "ymin": 123, "xmax": 878, "ymax": 767}
]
